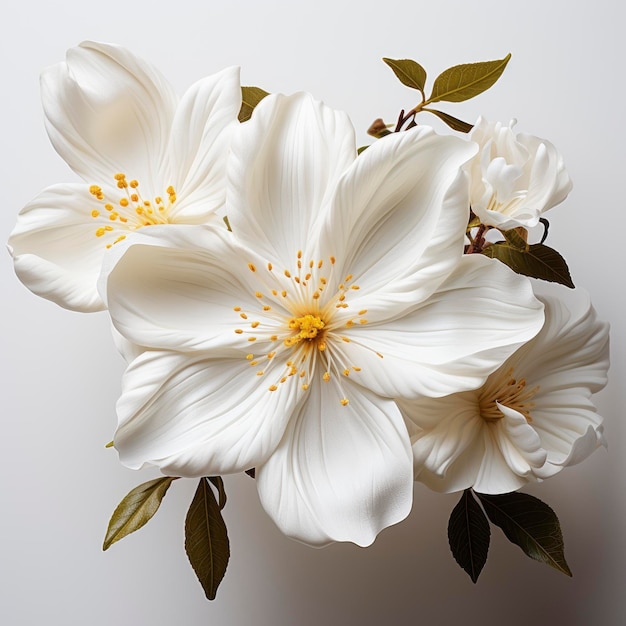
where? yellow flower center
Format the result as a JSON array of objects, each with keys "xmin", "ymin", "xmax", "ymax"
[
  {"xmin": 88, "ymin": 173, "xmax": 176, "ymax": 248},
  {"xmin": 232, "ymin": 250, "xmax": 383, "ymax": 406},
  {"xmin": 478, "ymin": 367, "xmax": 539, "ymax": 423}
]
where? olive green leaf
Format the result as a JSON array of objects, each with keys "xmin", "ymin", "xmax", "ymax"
[
  {"xmin": 357, "ymin": 145, "xmax": 370, "ymax": 155},
  {"xmin": 239, "ymin": 86, "xmax": 270, "ymax": 122},
  {"xmin": 185, "ymin": 477, "xmax": 230, "ymax": 601},
  {"xmin": 382, "ymin": 57, "xmax": 427, "ymax": 93},
  {"xmin": 476, "ymin": 491, "xmax": 572, "ymax": 577},
  {"xmin": 448, "ymin": 490, "xmax": 490, "ymax": 583},
  {"xmin": 482, "ymin": 241, "xmax": 574, "ymax": 288},
  {"xmin": 428, "ymin": 54, "xmax": 511, "ymax": 103},
  {"xmin": 422, "ymin": 108, "xmax": 474, "ymax": 133},
  {"xmin": 103, "ymin": 477, "xmax": 177, "ymax": 550}
]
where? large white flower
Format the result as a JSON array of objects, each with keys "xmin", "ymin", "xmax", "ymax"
[
  {"xmin": 403, "ymin": 287, "xmax": 609, "ymax": 494},
  {"xmin": 103, "ymin": 93, "xmax": 544, "ymax": 547},
  {"xmin": 467, "ymin": 117, "xmax": 572, "ymax": 230},
  {"xmin": 8, "ymin": 41, "xmax": 241, "ymax": 312}
]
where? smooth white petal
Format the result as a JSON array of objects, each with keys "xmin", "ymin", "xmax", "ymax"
[
  {"xmin": 337, "ymin": 255, "xmax": 544, "ymax": 399},
  {"xmin": 115, "ymin": 350, "xmax": 301, "ymax": 476},
  {"xmin": 166, "ymin": 67, "xmax": 241, "ymax": 222},
  {"xmin": 41, "ymin": 41, "xmax": 177, "ymax": 186},
  {"xmin": 105, "ymin": 225, "xmax": 280, "ymax": 354},
  {"xmin": 227, "ymin": 92, "xmax": 356, "ymax": 265},
  {"xmin": 8, "ymin": 183, "xmax": 109, "ymax": 311},
  {"xmin": 319, "ymin": 127, "xmax": 476, "ymax": 321},
  {"xmin": 256, "ymin": 379, "xmax": 413, "ymax": 547}
]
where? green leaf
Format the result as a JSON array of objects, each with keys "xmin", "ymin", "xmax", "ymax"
[
  {"xmin": 103, "ymin": 477, "xmax": 177, "ymax": 551},
  {"xmin": 422, "ymin": 108, "xmax": 474, "ymax": 133},
  {"xmin": 357, "ymin": 145, "xmax": 370, "ymax": 155},
  {"xmin": 502, "ymin": 227, "xmax": 528, "ymax": 249},
  {"xmin": 382, "ymin": 57, "xmax": 427, "ymax": 93},
  {"xmin": 476, "ymin": 491, "xmax": 572, "ymax": 577},
  {"xmin": 239, "ymin": 86, "xmax": 269, "ymax": 122},
  {"xmin": 428, "ymin": 54, "xmax": 511, "ymax": 103},
  {"xmin": 482, "ymin": 241, "xmax": 574, "ymax": 288},
  {"xmin": 448, "ymin": 490, "xmax": 490, "ymax": 583},
  {"xmin": 185, "ymin": 477, "xmax": 230, "ymax": 601}
]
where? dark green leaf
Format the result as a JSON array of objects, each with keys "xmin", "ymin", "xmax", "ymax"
[
  {"xmin": 208, "ymin": 476, "xmax": 227, "ymax": 510},
  {"xmin": 428, "ymin": 54, "xmax": 511, "ymax": 103},
  {"xmin": 382, "ymin": 57, "xmax": 427, "ymax": 93},
  {"xmin": 482, "ymin": 242, "xmax": 574, "ymax": 288},
  {"xmin": 357, "ymin": 145, "xmax": 370, "ymax": 155},
  {"xmin": 422, "ymin": 108, "xmax": 474, "ymax": 133},
  {"xmin": 239, "ymin": 86, "xmax": 270, "ymax": 122},
  {"xmin": 448, "ymin": 490, "xmax": 490, "ymax": 583},
  {"xmin": 185, "ymin": 477, "xmax": 230, "ymax": 600},
  {"xmin": 103, "ymin": 477, "xmax": 177, "ymax": 550},
  {"xmin": 476, "ymin": 491, "xmax": 572, "ymax": 577}
]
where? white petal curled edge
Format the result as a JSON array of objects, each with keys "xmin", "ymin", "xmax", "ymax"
[
  {"xmin": 115, "ymin": 350, "xmax": 302, "ymax": 476},
  {"xmin": 41, "ymin": 41, "xmax": 178, "ymax": 186},
  {"xmin": 339, "ymin": 255, "xmax": 544, "ymax": 399},
  {"xmin": 256, "ymin": 379, "xmax": 413, "ymax": 547},
  {"xmin": 319, "ymin": 127, "xmax": 477, "ymax": 322},
  {"xmin": 167, "ymin": 67, "xmax": 241, "ymax": 221},
  {"xmin": 227, "ymin": 92, "xmax": 356, "ymax": 266},
  {"xmin": 9, "ymin": 183, "xmax": 109, "ymax": 311},
  {"xmin": 104, "ymin": 224, "xmax": 275, "ymax": 355}
]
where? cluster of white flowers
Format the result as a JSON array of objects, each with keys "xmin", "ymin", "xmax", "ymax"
[{"xmin": 9, "ymin": 42, "xmax": 609, "ymax": 548}]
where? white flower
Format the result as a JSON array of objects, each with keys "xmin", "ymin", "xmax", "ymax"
[
  {"xmin": 403, "ymin": 287, "xmax": 609, "ymax": 494},
  {"xmin": 8, "ymin": 41, "xmax": 241, "ymax": 312},
  {"xmin": 103, "ymin": 93, "xmax": 544, "ymax": 547},
  {"xmin": 467, "ymin": 117, "xmax": 572, "ymax": 230}
]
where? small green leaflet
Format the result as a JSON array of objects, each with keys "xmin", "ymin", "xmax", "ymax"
[
  {"xmin": 448, "ymin": 490, "xmax": 490, "ymax": 583},
  {"xmin": 422, "ymin": 108, "xmax": 473, "ymax": 133},
  {"xmin": 482, "ymin": 241, "xmax": 575, "ymax": 288},
  {"xmin": 103, "ymin": 476, "xmax": 177, "ymax": 550},
  {"xmin": 476, "ymin": 491, "xmax": 572, "ymax": 577},
  {"xmin": 382, "ymin": 58, "xmax": 427, "ymax": 94},
  {"xmin": 239, "ymin": 86, "xmax": 270, "ymax": 122},
  {"xmin": 429, "ymin": 54, "xmax": 511, "ymax": 103},
  {"xmin": 185, "ymin": 477, "xmax": 230, "ymax": 601}
]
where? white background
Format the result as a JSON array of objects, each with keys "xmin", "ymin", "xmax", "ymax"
[{"xmin": 2, "ymin": 1, "xmax": 624, "ymax": 624}]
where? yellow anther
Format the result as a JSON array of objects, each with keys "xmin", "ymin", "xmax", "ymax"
[
  {"xmin": 248, "ymin": 263, "xmax": 256, "ymax": 272},
  {"xmin": 105, "ymin": 226, "xmax": 113, "ymax": 231},
  {"xmin": 302, "ymin": 384, "xmax": 309, "ymax": 390},
  {"xmin": 351, "ymin": 285, "xmax": 360, "ymax": 290},
  {"xmin": 267, "ymin": 262, "xmax": 273, "ymax": 271},
  {"xmin": 323, "ymin": 372, "xmax": 331, "ymax": 382},
  {"xmin": 338, "ymin": 294, "xmax": 346, "ymax": 301},
  {"xmin": 234, "ymin": 329, "xmax": 243, "ymax": 334},
  {"xmin": 318, "ymin": 341, "xmax": 326, "ymax": 351},
  {"xmin": 119, "ymin": 216, "xmax": 128, "ymax": 223},
  {"xmin": 359, "ymin": 319, "xmax": 368, "ymax": 325},
  {"xmin": 95, "ymin": 228, "xmax": 106, "ymax": 237},
  {"xmin": 256, "ymin": 371, "xmax": 264, "ymax": 376},
  {"xmin": 129, "ymin": 193, "xmax": 138, "ymax": 202},
  {"xmin": 294, "ymin": 276, "xmax": 300, "ymax": 283},
  {"xmin": 114, "ymin": 173, "xmax": 126, "ymax": 181},
  {"xmin": 320, "ymin": 277, "xmax": 327, "ymax": 285},
  {"xmin": 318, "ymin": 260, "xmax": 323, "ymax": 268},
  {"xmin": 255, "ymin": 292, "xmax": 263, "ymax": 298},
  {"xmin": 305, "ymin": 273, "xmax": 312, "ymax": 281},
  {"xmin": 284, "ymin": 270, "xmax": 291, "ymax": 278},
  {"xmin": 234, "ymin": 306, "xmax": 241, "ymax": 311},
  {"xmin": 297, "ymin": 260, "xmax": 302, "ymax": 269},
  {"xmin": 297, "ymin": 250, "xmax": 302, "ymax": 258},
  {"xmin": 330, "ymin": 256, "xmax": 336, "ymax": 264},
  {"xmin": 299, "ymin": 371, "xmax": 306, "ymax": 378},
  {"xmin": 313, "ymin": 291, "xmax": 320, "ymax": 299},
  {"xmin": 280, "ymin": 377, "xmax": 287, "ymax": 384},
  {"xmin": 340, "ymin": 398, "xmax": 349, "ymax": 406},
  {"xmin": 120, "ymin": 198, "xmax": 129, "ymax": 207},
  {"xmin": 358, "ymin": 310, "xmax": 368, "ymax": 315},
  {"xmin": 166, "ymin": 186, "xmax": 175, "ymax": 194},
  {"xmin": 343, "ymin": 369, "xmax": 350, "ymax": 376},
  {"xmin": 267, "ymin": 352, "xmax": 276, "ymax": 359},
  {"xmin": 251, "ymin": 321, "xmax": 260, "ymax": 328},
  {"xmin": 376, "ymin": 352, "xmax": 384, "ymax": 359},
  {"xmin": 110, "ymin": 212, "xmax": 119, "ymax": 221},
  {"xmin": 91, "ymin": 210, "xmax": 100, "ymax": 218},
  {"xmin": 155, "ymin": 196, "xmax": 162, "ymax": 204},
  {"xmin": 136, "ymin": 207, "xmax": 144, "ymax": 215},
  {"xmin": 129, "ymin": 180, "xmax": 139, "ymax": 188},
  {"xmin": 281, "ymin": 291, "xmax": 287, "ymax": 298},
  {"xmin": 248, "ymin": 337, "xmax": 257, "ymax": 342},
  {"xmin": 104, "ymin": 203, "xmax": 114, "ymax": 211},
  {"xmin": 240, "ymin": 313, "xmax": 248, "ymax": 319},
  {"xmin": 117, "ymin": 180, "xmax": 128, "ymax": 189},
  {"xmin": 353, "ymin": 366, "xmax": 362, "ymax": 372},
  {"xmin": 249, "ymin": 360, "xmax": 258, "ymax": 366},
  {"xmin": 341, "ymin": 337, "xmax": 351, "ymax": 342},
  {"xmin": 113, "ymin": 235, "xmax": 126, "ymax": 245},
  {"xmin": 89, "ymin": 185, "xmax": 102, "ymax": 196},
  {"xmin": 270, "ymin": 335, "xmax": 278, "ymax": 341},
  {"xmin": 246, "ymin": 354, "xmax": 254, "ymax": 360},
  {"xmin": 268, "ymin": 385, "xmax": 278, "ymax": 392},
  {"xmin": 263, "ymin": 305, "xmax": 271, "ymax": 311},
  {"xmin": 345, "ymin": 274, "xmax": 353, "ymax": 282}
]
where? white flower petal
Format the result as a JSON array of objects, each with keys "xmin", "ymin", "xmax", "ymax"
[
  {"xmin": 339, "ymin": 255, "xmax": 544, "ymax": 398},
  {"xmin": 41, "ymin": 41, "xmax": 177, "ymax": 186},
  {"xmin": 256, "ymin": 380, "xmax": 413, "ymax": 547},
  {"xmin": 105, "ymin": 225, "xmax": 272, "ymax": 354},
  {"xmin": 115, "ymin": 350, "xmax": 301, "ymax": 476},
  {"xmin": 227, "ymin": 92, "xmax": 356, "ymax": 265},
  {"xmin": 8, "ymin": 184, "xmax": 109, "ymax": 311},
  {"xmin": 166, "ymin": 67, "xmax": 241, "ymax": 221},
  {"xmin": 319, "ymin": 127, "xmax": 476, "ymax": 320}
]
